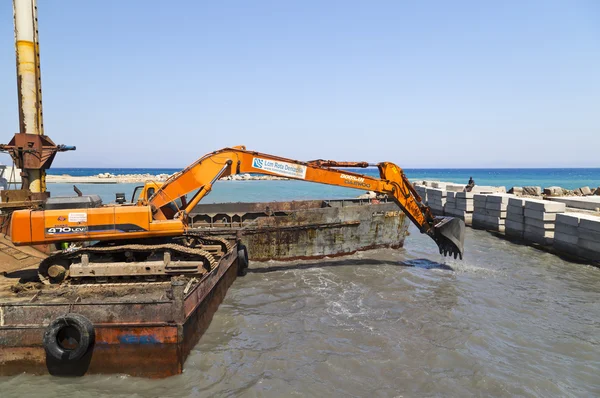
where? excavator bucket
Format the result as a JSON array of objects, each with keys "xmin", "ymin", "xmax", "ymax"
[{"xmin": 431, "ymin": 217, "xmax": 465, "ymax": 259}]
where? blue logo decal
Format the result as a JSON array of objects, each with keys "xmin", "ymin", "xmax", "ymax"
[{"xmin": 253, "ymin": 158, "xmax": 264, "ymax": 169}]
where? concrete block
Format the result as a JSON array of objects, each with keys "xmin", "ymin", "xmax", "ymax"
[
  {"xmin": 455, "ymin": 201, "xmax": 474, "ymax": 212},
  {"xmin": 543, "ymin": 186, "xmax": 564, "ymax": 197},
  {"xmin": 478, "ymin": 209, "xmax": 507, "ymax": 218},
  {"xmin": 554, "ymin": 232, "xmax": 579, "ymax": 245},
  {"xmin": 474, "ymin": 203, "xmax": 487, "ymax": 211},
  {"xmin": 546, "ymin": 196, "xmax": 600, "ymax": 211},
  {"xmin": 578, "ymin": 227, "xmax": 600, "ymax": 243},
  {"xmin": 473, "ymin": 214, "xmax": 505, "ymax": 226},
  {"xmin": 506, "ymin": 219, "xmax": 524, "ymax": 231},
  {"xmin": 473, "ymin": 194, "xmax": 487, "ymax": 202},
  {"xmin": 506, "ymin": 212, "xmax": 524, "ymax": 223},
  {"xmin": 524, "ymin": 217, "xmax": 555, "ymax": 230},
  {"xmin": 553, "ymin": 240, "xmax": 580, "ymax": 255},
  {"xmin": 579, "ymin": 216, "xmax": 600, "ymax": 233},
  {"xmin": 524, "ymin": 225, "xmax": 554, "ymax": 237},
  {"xmin": 485, "ymin": 202, "xmax": 508, "ymax": 211},
  {"xmin": 555, "ymin": 213, "xmax": 582, "ymax": 227},
  {"xmin": 455, "ymin": 192, "xmax": 475, "ymax": 199},
  {"xmin": 507, "ymin": 205, "xmax": 524, "ymax": 216},
  {"xmin": 505, "ymin": 228, "xmax": 524, "ymax": 238},
  {"xmin": 508, "ymin": 186, "xmax": 523, "ymax": 195},
  {"xmin": 446, "ymin": 184, "xmax": 466, "ymax": 192},
  {"xmin": 578, "ymin": 238, "xmax": 600, "ymax": 253},
  {"xmin": 429, "ymin": 197, "xmax": 447, "ymax": 204},
  {"xmin": 524, "ymin": 229, "xmax": 554, "ymax": 245},
  {"xmin": 577, "ymin": 186, "xmax": 593, "ymax": 196},
  {"xmin": 522, "ymin": 186, "xmax": 542, "ymax": 196},
  {"xmin": 555, "ymin": 224, "xmax": 579, "ymax": 236},
  {"xmin": 523, "ymin": 209, "xmax": 558, "ymax": 221},
  {"xmin": 426, "ymin": 188, "xmax": 446, "ymax": 197},
  {"xmin": 471, "ymin": 186, "xmax": 507, "ymax": 194},
  {"xmin": 523, "ymin": 199, "xmax": 566, "ymax": 213},
  {"xmin": 508, "ymin": 198, "xmax": 526, "ymax": 208},
  {"xmin": 486, "ymin": 194, "xmax": 513, "ymax": 204},
  {"xmin": 575, "ymin": 246, "xmax": 600, "ymax": 261},
  {"xmin": 446, "ymin": 191, "xmax": 456, "ymax": 200}
]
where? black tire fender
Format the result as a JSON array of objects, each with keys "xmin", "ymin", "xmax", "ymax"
[
  {"xmin": 43, "ymin": 313, "xmax": 95, "ymax": 361},
  {"xmin": 237, "ymin": 244, "xmax": 249, "ymax": 276}
]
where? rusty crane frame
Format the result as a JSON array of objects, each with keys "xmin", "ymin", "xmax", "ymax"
[{"xmin": 0, "ymin": 0, "xmax": 74, "ymax": 209}]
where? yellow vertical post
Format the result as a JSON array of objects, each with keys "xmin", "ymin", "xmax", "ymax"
[{"xmin": 13, "ymin": 0, "xmax": 45, "ymax": 192}]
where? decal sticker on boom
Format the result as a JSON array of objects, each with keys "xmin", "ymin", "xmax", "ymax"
[
  {"xmin": 252, "ymin": 157, "xmax": 307, "ymax": 179},
  {"xmin": 340, "ymin": 173, "xmax": 371, "ymax": 189}
]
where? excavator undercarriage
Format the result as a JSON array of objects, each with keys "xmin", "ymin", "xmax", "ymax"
[{"xmin": 38, "ymin": 235, "xmax": 236, "ymax": 284}]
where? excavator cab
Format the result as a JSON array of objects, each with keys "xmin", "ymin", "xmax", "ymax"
[{"xmin": 131, "ymin": 181, "xmax": 163, "ymax": 204}]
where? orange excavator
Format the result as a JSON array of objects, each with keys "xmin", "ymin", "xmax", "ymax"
[{"xmin": 10, "ymin": 146, "xmax": 465, "ymax": 283}]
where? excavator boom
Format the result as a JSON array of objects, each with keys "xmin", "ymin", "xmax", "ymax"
[{"xmin": 149, "ymin": 146, "xmax": 465, "ymax": 258}]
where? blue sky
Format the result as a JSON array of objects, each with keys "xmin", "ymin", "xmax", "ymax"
[{"xmin": 0, "ymin": 0, "xmax": 598, "ymax": 168}]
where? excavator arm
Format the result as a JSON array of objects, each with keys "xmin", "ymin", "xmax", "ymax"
[{"xmin": 149, "ymin": 146, "xmax": 465, "ymax": 259}]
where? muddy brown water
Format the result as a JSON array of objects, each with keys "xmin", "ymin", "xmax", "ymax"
[{"xmin": 2, "ymin": 226, "xmax": 599, "ymax": 397}]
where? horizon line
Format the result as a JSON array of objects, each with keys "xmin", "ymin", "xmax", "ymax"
[{"xmin": 46, "ymin": 166, "xmax": 600, "ymax": 170}]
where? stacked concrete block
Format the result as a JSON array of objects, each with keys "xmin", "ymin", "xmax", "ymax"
[
  {"xmin": 444, "ymin": 191, "xmax": 473, "ymax": 225},
  {"xmin": 445, "ymin": 184, "xmax": 466, "ymax": 192},
  {"xmin": 505, "ymin": 197, "xmax": 526, "ymax": 238},
  {"xmin": 426, "ymin": 188, "xmax": 446, "ymax": 216},
  {"xmin": 445, "ymin": 191, "xmax": 456, "ymax": 211},
  {"xmin": 472, "ymin": 194, "xmax": 487, "ymax": 229},
  {"xmin": 522, "ymin": 199, "xmax": 566, "ymax": 245},
  {"xmin": 471, "ymin": 186, "xmax": 507, "ymax": 194},
  {"xmin": 576, "ymin": 215, "xmax": 600, "ymax": 261},
  {"xmin": 554, "ymin": 213, "xmax": 582, "ymax": 254},
  {"xmin": 415, "ymin": 185, "xmax": 428, "ymax": 205},
  {"xmin": 473, "ymin": 194, "xmax": 505, "ymax": 231},
  {"xmin": 554, "ymin": 213, "xmax": 600, "ymax": 261}
]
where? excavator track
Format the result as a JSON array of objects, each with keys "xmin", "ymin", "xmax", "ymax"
[
  {"xmin": 38, "ymin": 236, "xmax": 234, "ymax": 285},
  {"xmin": 184, "ymin": 233, "xmax": 234, "ymax": 253}
]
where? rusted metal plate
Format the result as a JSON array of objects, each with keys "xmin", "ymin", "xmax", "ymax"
[{"xmin": 190, "ymin": 199, "xmax": 409, "ymax": 261}]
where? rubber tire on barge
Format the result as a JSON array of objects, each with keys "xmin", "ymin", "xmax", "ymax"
[
  {"xmin": 237, "ymin": 244, "xmax": 249, "ymax": 276},
  {"xmin": 43, "ymin": 313, "xmax": 95, "ymax": 361}
]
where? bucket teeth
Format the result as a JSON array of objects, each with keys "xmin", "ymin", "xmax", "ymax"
[{"xmin": 431, "ymin": 217, "xmax": 465, "ymax": 260}]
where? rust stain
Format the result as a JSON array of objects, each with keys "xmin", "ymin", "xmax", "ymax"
[{"xmin": 96, "ymin": 326, "xmax": 178, "ymax": 345}]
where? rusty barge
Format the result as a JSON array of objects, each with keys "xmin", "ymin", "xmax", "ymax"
[
  {"xmin": 189, "ymin": 197, "xmax": 410, "ymax": 261},
  {"xmin": 0, "ymin": 197, "xmax": 409, "ymax": 377}
]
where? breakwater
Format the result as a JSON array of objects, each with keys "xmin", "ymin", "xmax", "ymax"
[
  {"xmin": 415, "ymin": 181, "xmax": 600, "ymax": 264},
  {"xmin": 39, "ymin": 173, "xmax": 288, "ymax": 184}
]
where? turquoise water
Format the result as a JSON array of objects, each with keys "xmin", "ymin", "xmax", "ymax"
[
  {"xmin": 47, "ymin": 167, "xmax": 600, "ymax": 204},
  {"xmin": 49, "ymin": 167, "xmax": 600, "ymax": 191},
  {"xmin": 48, "ymin": 180, "xmax": 366, "ymax": 204}
]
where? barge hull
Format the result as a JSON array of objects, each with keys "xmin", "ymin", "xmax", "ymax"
[
  {"xmin": 190, "ymin": 198, "xmax": 410, "ymax": 261},
  {"xmin": 0, "ymin": 247, "xmax": 238, "ymax": 378}
]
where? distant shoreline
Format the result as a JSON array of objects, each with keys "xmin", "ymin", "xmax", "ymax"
[{"xmin": 46, "ymin": 173, "xmax": 288, "ymax": 184}]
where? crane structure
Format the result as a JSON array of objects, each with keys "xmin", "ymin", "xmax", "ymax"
[
  {"xmin": 0, "ymin": 0, "xmax": 74, "ymax": 208},
  {"xmin": 10, "ymin": 146, "xmax": 465, "ymax": 284}
]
